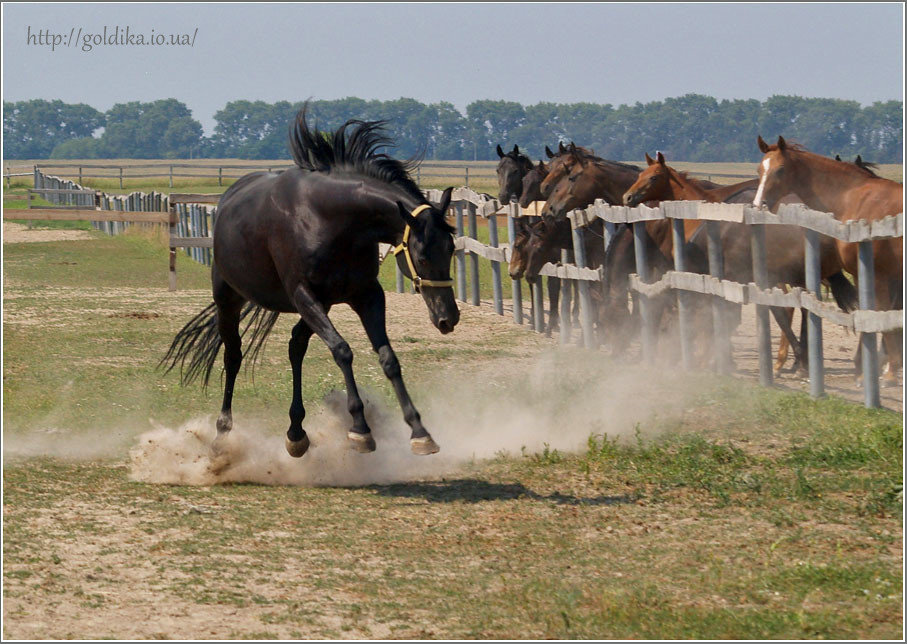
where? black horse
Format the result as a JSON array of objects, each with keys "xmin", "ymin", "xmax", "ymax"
[
  {"xmin": 495, "ymin": 144, "xmax": 534, "ymax": 203},
  {"xmin": 162, "ymin": 108, "xmax": 459, "ymax": 458}
]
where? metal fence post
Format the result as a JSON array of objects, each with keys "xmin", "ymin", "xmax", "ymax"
[
  {"xmin": 467, "ymin": 201, "xmax": 480, "ymax": 306},
  {"xmin": 572, "ymin": 220, "xmax": 596, "ymax": 350},
  {"xmin": 560, "ymin": 249, "xmax": 574, "ymax": 345},
  {"xmin": 706, "ymin": 221, "xmax": 733, "ymax": 374},
  {"xmin": 804, "ymin": 229, "xmax": 825, "ymax": 398},
  {"xmin": 507, "ymin": 204, "xmax": 523, "ymax": 324},
  {"xmin": 488, "ymin": 214, "xmax": 503, "ymax": 315},
  {"xmin": 532, "ymin": 276, "xmax": 545, "ymax": 332},
  {"xmin": 671, "ymin": 217, "xmax": 693, "ymax": 371},
  {"xmin": 455, "ymin": 202, "xmax": 466, "ymax": 303},
  {"xmin": 858, "ymin": 241, "xmax": 881, "ymax": 408},
  {"xmin": 632, "ymin": 221, "xmax": 656, "ymax": 363},
  {"xmin": 749, "ymin": 223, "xmax": 774, "ymax": 386}
]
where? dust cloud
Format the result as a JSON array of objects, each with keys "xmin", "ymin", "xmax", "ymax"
[{"xmin": 127, "ymin": 349, "xmax": 701, "ymax": 487}]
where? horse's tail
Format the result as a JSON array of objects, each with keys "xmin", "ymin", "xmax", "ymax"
[
  {"xmin": 827, "ymin": 271, "xmax": 859, "ymax": 313},
  {"xmin": 159, "ymin": 302, "xmax": 281, "ymax": 388}
]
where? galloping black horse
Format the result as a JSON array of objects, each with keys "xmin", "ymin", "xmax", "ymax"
[{"xmin": 163, "ymin": 108, "xmax": 459, "ymax": 458}]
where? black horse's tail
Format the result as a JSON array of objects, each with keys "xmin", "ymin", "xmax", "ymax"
[
  {"xmin": 827, "ymin": 271, "xmax": 859, "ymax": 313},
  {"xmin": 160, "ymin": 302, "xmax": 280, "ymax": 387}
]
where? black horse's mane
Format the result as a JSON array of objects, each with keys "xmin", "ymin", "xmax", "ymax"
[
  {"xmin": 503, "ymin": 148, "xmax": 534, "ymax": 171},
  {"xmin": 289, "ymin": 106, "xmax": 426, "ymax": 204}
]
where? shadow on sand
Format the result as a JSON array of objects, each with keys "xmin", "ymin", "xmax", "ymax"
[{"xmin": 369, "ymin": 478, "xmax": 635, "ymax": 506}]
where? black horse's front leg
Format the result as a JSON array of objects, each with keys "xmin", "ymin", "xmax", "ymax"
[
  {"xmin": 351, "ymin": 283, "xmax": 439, "ymax": 455},
  {"xmin": 546, "ymin": 276, "xmax": 561, "ymax": 336},
  {"xmin": 291, "ymin": 284, "xmax": 375, "ymax": 453}
]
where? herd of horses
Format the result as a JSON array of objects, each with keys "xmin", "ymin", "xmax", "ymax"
[
  {"xmin": 162, "ymin": 106, "xmax": 901, "ymax": 461},
  {"xmin": 496, "ymin": 137, "xmax": 903, "ymax": 390}
]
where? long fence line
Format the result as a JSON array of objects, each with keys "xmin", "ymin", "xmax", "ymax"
[
  {"xmin": 14, "ymin": 171, "xmax": 902, "ymax": 409},
  {"xmin": 10, "ymin": 162, "xmax": 753, "ymax": 189}
]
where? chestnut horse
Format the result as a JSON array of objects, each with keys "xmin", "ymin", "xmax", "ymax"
[{"xmin": 754, "ymin": 135, "xmax": 903, "ymax": 385}]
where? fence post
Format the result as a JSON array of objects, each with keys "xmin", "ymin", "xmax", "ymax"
[
  {"xmin": 119, "ymin": 167, "xmax": 124, "ymax": 190},
  {"xmin": 632, "ymin": 221, "xmax": 656, "ymax": 363},
  {"xmin": 455, "ymin": 202, "xmax": 466, "ymax": 303},
  {"xmin": 78, "ymin": 166, "xmax": 83, "ymax": 185},
  {"xmin": 804, "ymin": 229, "xmax": 825, "ymax": 398},
  {"xmin": 531, "ymin": 275, "xmax": 545, "ymax": 332},
  {"xmin": 169, "ymin": 165, "xmax": 174, "ymax": 189},
  {"xmin": 749, "ymin": 223, "xmax": 774, "ymax": 387},
  {"xmin": 571, "ymin": 219, "xmax": 596, "ymax": 350},
  {"xmin": 858, "ymin": 241, "xmax": 881, "ymax": 408},
  {"xmin": 488, "ymin": 213, "xmax": 503, "ymax": 315},
  {"xmin": 706, "ymin": 220, "xmax": 733, "ymax": 374},
  {"xmin": 168, "ymin": 202, "xmax": 178, "ymax": 291},
  {"xmin": 560, "ymin": 248, "xmax": 574, "ymax": 345},
  {"xmin": 218, "ymin": 167, "xmax": 223, "ymax": 186},
  {"xmin": 507, "ymin": 203, "xmax": 523, "ymax": 324},
  {"xmin": 467, "ymin": 201, "xmax": 480, "ymax": 306},
  {"xmin": 671, "ymin": 217, "xmax": 693, "ymax": 370},
  {"xmin": 465, "ymin": 167, "xmax": 469, "ymax": 188}
]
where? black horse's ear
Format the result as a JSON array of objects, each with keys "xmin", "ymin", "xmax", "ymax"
[
  {"xmin": 656, "ymin": 151, "xmax": 666, "ymax": 165},
  {"xmin": 645, "ymin": 152, "xmax": 655, "ymax": 166},
  {"xmin": 513, "ymin": 144, "xmax": 520, "ymax": 155},
  {"xmin": 757, "ymin": 135, "xmax": 770, "ymax": 153},
  {"xmin": 538, "ymin": 159, "xmax": 546, "ymax": 172},
  {"xmin": 396, "ymin": 201, "xmax": 418, "ymax": 228},
  {"xmin": 496, "ymin": 144, "xmax": 505, "ymax": 158},
  {"xmin": 855, "ymin": 154, "xmax": 863, "ymax": 165},
  {"xmin": 545, "ymin": 145, "xmax": 555, "ymax": 158},
  {"xmin": 437, "ymin": 187, "xmax": 453, "ymax": 214},
  {"xmin": 777, "ymin": 135, "xmax": 786, "ymax": 151},
  {"xmin": 558, "ymin": 141, "xmax": 567, "ymax": 154},
  {"xmin": 835, "ymin": 154, "xmax": 842, "ymax": 161}
]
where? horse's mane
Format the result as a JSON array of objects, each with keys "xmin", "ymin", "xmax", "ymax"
[
  {"xmin": 289, "ymin": 105, "xmax": 425, "ymax": 204},
  {"xmin": 571, "ymin": 146, "xmax": 641, "ymax": 173},
  {"xmin": 502, "ymin": 148, "xmax": 534, "ymax": 172}
]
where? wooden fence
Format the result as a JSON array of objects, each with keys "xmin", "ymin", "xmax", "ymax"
[{"xmin": 15, "ymin": 170, "xmax": 902, "ymax": 409}]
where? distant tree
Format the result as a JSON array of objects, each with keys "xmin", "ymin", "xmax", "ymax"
[
  {"xmin": 3, "ymin": 99, "xmax": 104, "ymax": 158},
  {"xmin": 49, "ymin": 137, "xmax": 104, "ymax": 159},
  {"xmin": 99, "ymin": 99, "xmax": 203, "ymax": 158}
]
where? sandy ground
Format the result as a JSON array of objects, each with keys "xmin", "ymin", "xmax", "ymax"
[{"xmin": 3, "ymin": 222, "xmax": 96, "ymax": 243}]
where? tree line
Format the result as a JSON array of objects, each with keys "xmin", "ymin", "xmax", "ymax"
[{"xmin": 3, "ymin": 95, "xmax": 902, "ymax": 163}]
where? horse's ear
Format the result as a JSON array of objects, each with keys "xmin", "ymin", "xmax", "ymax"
[
  {"xmin": 396, "ymin": 201, "xmax": 418, "ymax": 228},
  {"xmin": 545, "ymin": 145, "xmax": 555, "ymax": 158},
  {"xmin": 538, "ymin": 159, "xmax": 546, "ymax": 172},
  {"xmin": 558, "ymin": 141, "xmax": 567, "ymax": 154},
  {"xmin": 645, "ymin": 152, "xmax": 655, "ymax": 166},
  {"xmin": 776, "ymin": 136, "xmax": 786, "ymax": 151},
  {"xmin": 835, "ymin": 154, "xmax": 841, "ymax": 161},
  {"xmin": 757, "ymin": 135, "xmax": 770, "ymax": 153},
  {"xmin": 855, "ymin": 154, "xmax": 863, "ymax": 165},
  {"xmin": 567, "ymin": 142, "xmax": 576, "ymax": 153},
  {"xmin": 496, "ymin": 144, "xmax": 504, "ymax": 158},
  {"xmin": 656, "ymin": 151, "xmax": 666, "ymax": 165},
  {"xmin": 513, "ymin": 144, "xmax": 520, "ymax": 155},
  {"xmin": 437, "ymin": 187, "xmax": 453, "ymax": 214}
]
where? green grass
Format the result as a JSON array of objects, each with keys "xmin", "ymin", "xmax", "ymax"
[{"xmin": 3, "ymin": 211, "xmax": 902, "ymax": 639}]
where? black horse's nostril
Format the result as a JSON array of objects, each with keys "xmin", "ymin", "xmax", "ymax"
[{"xmin": 438, "ymin": 319, "xmax": 453, "ymax": 334}]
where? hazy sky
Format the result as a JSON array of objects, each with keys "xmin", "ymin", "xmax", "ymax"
[{"xmin": 3, "ymin": 2, "xmax": 904, "ymax": 133}]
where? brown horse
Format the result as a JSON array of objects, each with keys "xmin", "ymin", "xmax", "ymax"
[
  {"xmin": 755, "ymin": 135, "xmax": 903, "ymax": 384},
  {"xmin": 518, "ymin": 159, "xmax": 548, "ymax": 208}
]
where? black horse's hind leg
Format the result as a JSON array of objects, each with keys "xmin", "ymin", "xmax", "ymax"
[
  {"xmin": 213, "ymin": 273, "xmax": 245, "ymax": 436},
  {"xmin": 290, "ymin": 284, "xmax": 374, "ymax": 452},
  {"xmin": 351, "ymin": 282, "xmax": 439, "ymax": 455},
  {"xmin": 770, "ymin": 305, "xmax": 805, "ymax": 373},
  {"xmin": 285, "ymin": 319, "xmax": 314, "ymax": 457}
]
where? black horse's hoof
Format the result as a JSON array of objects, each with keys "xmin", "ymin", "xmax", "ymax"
[
  {"xmin": 285, "ymin": 433, "xmax": 310, "ymax": 458},
  {"xmin": 348, "ymin": 431, "xmax": 376, "ymax": 453},
  {"xmin": 410, "ymin": 435, "xmax": 440, "ymax": 455},
  {"xmin": 216, "ymin": 413, "xmax": 232, "ymax": 434}
]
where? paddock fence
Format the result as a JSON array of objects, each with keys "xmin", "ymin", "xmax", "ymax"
[{"xmin": 11, "ymin": 170, "xmax": 902, "ymax": 409}]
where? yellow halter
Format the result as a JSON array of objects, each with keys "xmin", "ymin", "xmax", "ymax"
[{"xmin": 393, "ymin": 204, "xmax": 454, "ymax": 290}]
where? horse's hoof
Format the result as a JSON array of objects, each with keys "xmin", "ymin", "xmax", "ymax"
[
  {"xmin": 216, "ymin": 413, "xmax": 232, "ymax": 434},
  {"xmin": 285, "ymin": 433, "xmax": 310, "ymax": 458},
  {"xmin": 411, "ymin": 435, "xmax": 440, "ymax": 455},
  {"xmin": 348, "ymin": 431, "xmax": 376, "ymax": 453}
]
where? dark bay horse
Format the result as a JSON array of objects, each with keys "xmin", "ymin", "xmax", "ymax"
[
  {"xmin": 163, "ymin": 109, "xmax": 459, "ymax": 458},
  {"xmin": 518, "ymin": 159, "xmax": 548, "ymax": 208},
  {"xmin": 755, "ymin": 135, "xmax": 903, "ymax": 384},
  {"xmin": 495, "ymin": 144, "xmax": 534, "ymax": 203}
]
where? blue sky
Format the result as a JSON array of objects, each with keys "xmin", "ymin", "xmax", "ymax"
[{"xmin": 3, "ymin": 2, "xmax": 903, "ymax": 134}]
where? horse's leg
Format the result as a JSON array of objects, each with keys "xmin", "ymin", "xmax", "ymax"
[
  {"xmin": 351, "ymin": 283, "xmax": 439, "ymax": 455},
  {"xmin": 572, "ymin": 281, "xmax": 580, "ymax": 326},
  {"xmin": 285, "ymin": 319, "xmax": 314, "ymax": 457},
  {"xmin": 546, "ymin": 276, "xmax": 560, "ymax": 336},
  {"xmin": 290, "ymin": 284, "xmax": 374, "ymax": 452},
  {"xmin": 875, "ymin": 279, "xmax": 901, "ymax": 386},
  {"xmin": 770, "ymin": 305, "xmax": 803, "ymax": 373},
  {"xmin": 793, "ymin": 307, "xmax": 809, "ymax": 375},
  {"xmin": 213, "ymin": 271, "xmax": 245, "ymax": 437},
  {"xmin": 774, "ymin": 306, "xmax": 793, "ymax": 374}
]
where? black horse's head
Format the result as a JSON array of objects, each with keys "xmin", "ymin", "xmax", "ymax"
[
  {"xmin": 395, "ymin": 187, "xmax": 460, "ymax": 334},
  {"xmin": 496, "ymin": 144, "xmax": 533, "ymax": 203}
]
